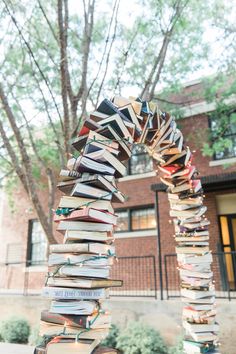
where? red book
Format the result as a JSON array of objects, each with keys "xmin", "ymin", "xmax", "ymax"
[
  {"xmin": 54, "ymin": 208, "xmax": 117, "ymax": 225},
  {"xmin": 78, "ymin": 118, "xmax": 100, "ymax": 137},
  {"xmin": 158, "ymin": 165, "xmax": 182, "ymax": 176}
]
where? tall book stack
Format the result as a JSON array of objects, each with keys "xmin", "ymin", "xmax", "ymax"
[
  {"xmin": 36, "ymin": 95, "xmax": 219, "ymax": 354},
  {"xmin": 145, "ymin": 112, "xmax": 220, "ymax": 353},
  {"xmin": 37, "ymin": 97, "xmax": 141, "ymax": 353}
]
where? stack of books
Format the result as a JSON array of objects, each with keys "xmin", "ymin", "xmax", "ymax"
[
  {"xmin": 145, "ymin": 112, "xmax": 220, "ymax": 353},
  {"xmin": 36, "ymin": 95, "xmax": 219, "ymax": 353},
  {"xmin": 38, "ymin": 97, "xmax": 144, "ymax": 353}
]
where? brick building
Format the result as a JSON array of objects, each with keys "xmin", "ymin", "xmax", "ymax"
[{"xmin": 0, "ymin": 79, "xmax": 236, "ymax": 298}]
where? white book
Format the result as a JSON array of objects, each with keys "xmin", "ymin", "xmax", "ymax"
[
  {"xmin": 181, "ymin": 288, "xmax": 215, "ymax": 300},
  {"xmin": 64, "ymin": 230, "xmax": 113, "ymax": 243},
  {"xmin": 190, "ymin": 331, "xmax": 218, "ymax": 342},
  {"xmin": 43, "ymin": 287, "xmax": 108, "ymax": 300},
  {"xmin": 50, "ymin": 242, "xmax": 115, "ymax": 255},
  {"xmin": 177, "ymin": 253, "xmax": 213, "ymax": 264},
  {"xmin": 179, "ymin": 269, "xmax": 213, "ymax": 280},
  {"xmin": 57, "ymin": 221, "xmax": 113, "ymax": 233},
  {"xmin": 48, "ymin": 253, "xmax": 113, "ymax": 267},
  {"xmin": 183, "ymin": 320, "xmax": 219, "ymax": 333},
  {"xmin": 70, "ymin": 182, "xmax": 113, "ymax": 200},
  {"xmin": 54, "ymin": 265, "xmax": 110, "ymax": 278},
  {"xmin": 50, "ymin": 300, "xmax": 97, "ymax": 315},
  {"xmin": 67, "ymin": 156, "xmax": 115, "ymax": 175},
  {"xmin": 182, "ymin": 296, "xmax": 215, "ymax": 304}
]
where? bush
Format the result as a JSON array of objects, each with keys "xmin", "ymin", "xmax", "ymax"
[
  {"xmin": 28, "ymin": 325, "xmax": 42, "ymax": 346},
  {"xmin": 101, "ymin": 324, "xmax": 120, "ymax": 349},
  {"xmin": 116, "ymin": 322, "xmax": 168, "ymax": 354},
  {"xmin": 168, "ymin": 337, "xmax": 183, "ymax": 354},
  {"xmin": 0, "ymin": 317, "xmax": 30, "ymax": 344}
]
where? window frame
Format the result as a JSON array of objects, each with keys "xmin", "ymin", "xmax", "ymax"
[
  {"xmin": 127, "ymin": 144, "xmax": 153, "ymax": 176},
  {"xmin": 209, "ymin": 110, "xmax": 236, "ymax": 161},
  {"xmin": 115, "ymin": 205, "xmax": 157, "ymax": 233},
  {"xmin": 27, "ymin": 219, "xmax": 48, "ymax": 266}
]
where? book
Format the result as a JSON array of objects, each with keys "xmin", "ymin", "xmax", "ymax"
[
  {"xmin": 183, "ymin": 340, "xmax": 216, "ymax": 354},
  {"xmin": 182, "ymin": 307, "xmax": 217, "ymax": 322},
  {"xmin": 41, "ymin": 310, "xmax": 110, "ymax": 329},
  {"xmin": 118, "ymin": 104, "xmax": 142, "ymax": 131},
  {"xmin": 183, "ymin": 321, "xmax": 219, "ymax": 333},
  {"xmin": 64, "ymin": 230, "xmax": 113, "ymax": 243},
  {"xmin": 175, "ymin": 235, "xmax": 209, "ymax": 242},
  {"xmin": 183, "ymin": 297, "xmax": 216, "ymax": 306},
  {"xmin": 159, "ymin": 130, "xmax": 184, "ymax": 155},
  {"xmin": 72, "ymin": 129, "xmax": 119, "ymax": 152},
  {"xmin": 46, "ymin": 338, "xmax": 100, "ymax": 354},
  {"xmin": 59, "ymin": 170, "xmax": 81, "ymax": 181},
  {"xmin": 70, "ymin": 183, "xmax": 114, "ymax": 201},
  {"xmin": 90, "ymin": 110, "xmax": 109, "ymax": 122},
  {"xmin": 112, "ymin": 96, "xmax": 142, "ymax": 115},
  {"xmin": 57, "ymin": 220, "xmax": 114, "ymax": 233},
  {"xmin": 190, "ymin": 332, "xmax": 218, "ymax": 342},
  {"xmin": 47, "ymin": 277, "xmax": 122, "ymax": 289},
  {"xmin": 48, "ymin": 253, "xmax": 113, "ymax": 267},
  {"xmin": 40, "ymin": 314, "xmax": 111, "ymax": 335},
  {"xmin": 169, "ymin": 179, "xmax": 202, "ymax": 194},
  {"xmin": 170, "ymin": 206, "xmax": 207, "ymax": 218},
  {"xmin": 98, "ymin": 113, "xmax": 134, "ymax": 143},
  {"xmin": 54, "ymin": 208, "xmax": 117, "ymax": 225},
  {"xmin": 96, "ymin": 125, "xmax": 131, "ymax": 161},
  {"xmin": 41, "ymin": 314, "xmax": 111, "ymax": 331},
  {"xmin": 58, "ymin": 196, "xmax": 114, "ymax": 213},
  {"xmin": 78, "ymin": 118, "xmax": 101, "ymax": 137},
  {"xmin": 175, "ymin": 245, "xmax": 209, "ymax": 254},
  {"xmin": 161, "ymin": 147, "xmax": 191, "ymax": 167},
  {"xmin": 177, "ymin": 253, "xmax": 213, "ymax": 264},
  {"xmin": 49, "ymin": 265, "xmax": 110, "ymax": 278},
  {"xmin": 181, "ymin": 288, "xmax": 215, "ymax": 300},
  {"xmin": 67, "ymin": 156, "xmax": 115, "ymax": 176},
  {"xmin": 50, "ymin": 243, "xmax": 115, "ymax": 255},
  {"xmin": 179, "ymin": 269, "xmax": 213, "ymax": 279},
  {"xmin": 43, "ymin": 287, "xmax": 108, "ymax": 300},
  {"xmin": 70, "ymin": 174, "xmax": 125, "ymax": 203},
  {"xmin": 83, "ymin": 139, "xmax": 119, "ymax": 157},
  {"xmin": 49, "ymin": 300, "xmax": 98, "ymax": 315},
  {"xmin": 83, "ymin": 144, "xmax": 127, "ymax": 177}
]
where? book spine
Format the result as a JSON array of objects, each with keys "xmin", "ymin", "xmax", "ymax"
[{"xmin": 43, "ymin": 287, "xmax": 106, "ymax": 299}]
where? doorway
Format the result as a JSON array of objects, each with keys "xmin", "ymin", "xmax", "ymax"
[{"xmin": 219, "ymin": 214, "xmax": 236, "ymax": 290}]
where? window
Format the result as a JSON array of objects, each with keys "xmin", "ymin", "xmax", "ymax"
[
  {"xmin": 210, "ymin": 111, "xmax": 236, "ymax": 160},
  {"xmin": 27, "ymin": 220, "xmax": 48, "ymax": 265},
  {"xmin": 116, "ymin": 206, "xmax": 157, "ymax": 232},
  {"xmin": 127, "ymin": 144, "xmax": 153, "ymax": 175},
  {"xmin": 115, "ymin": 210, "xmax": 129, "ymax": 232},
  {"xmin": 131, "ymin": 208, "xmax": 156, "ymax": 230}
]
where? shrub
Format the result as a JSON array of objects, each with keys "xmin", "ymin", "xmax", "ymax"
[
  {"xmin": 116, "ymin": 322, "xmax": 168, "ymax": 354},
  {"xmin": 168, "ymin": 336, "xmax": 183, "ymax": 354},
  {"xmin": 101, "ymin": 324, "xmax": 120, "ymax": 349},
  {"xmin": 28, "ymin": 325, "xmax": 43, "ymax": 346},
  {"xmin": 0, "ymin": 317, "xmax": 30, "ymax": 344}
]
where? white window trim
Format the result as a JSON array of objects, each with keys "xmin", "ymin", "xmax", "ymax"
[
  {"xmin": 178, "ymin": 95, "xmax": 236, "ymax": 118},
  {"xmin": 118, "ymin": 171, "xmax": 156, "ymax": 182},
  {"xmin": 209, "ymin": 157, "xmax": 236, "ymax": 167},
  {"xmin": 115, "ymin": 229, "xmax": 157, "ymax": 238}
]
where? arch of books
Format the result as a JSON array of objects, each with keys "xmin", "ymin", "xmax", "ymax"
[{"xmin": 37, "ymin": 97, "xmax": 219, "ymax": 354}]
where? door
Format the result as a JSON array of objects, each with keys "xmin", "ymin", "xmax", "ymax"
[{"xmin": 219, "ymin": 214, "xmax": 236, "ymax": 290}]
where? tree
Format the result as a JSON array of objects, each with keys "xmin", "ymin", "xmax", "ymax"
[{"xmin": 0, "ymin": 0, "xmax": 233, "ymax": 243}]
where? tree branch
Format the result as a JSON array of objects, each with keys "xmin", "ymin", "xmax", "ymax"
[
  {"xmin": 0, "ymin": 83, "xmax": 57, "ymax": 244},
  {"xmin": 3, "ymin": 0, "xmax": 63, "ymax": 128}
]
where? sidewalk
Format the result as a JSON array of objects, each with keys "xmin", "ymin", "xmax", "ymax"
[{"xmin": 0, "ymin": 343, "xmax": 34, "ymax": 354}]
